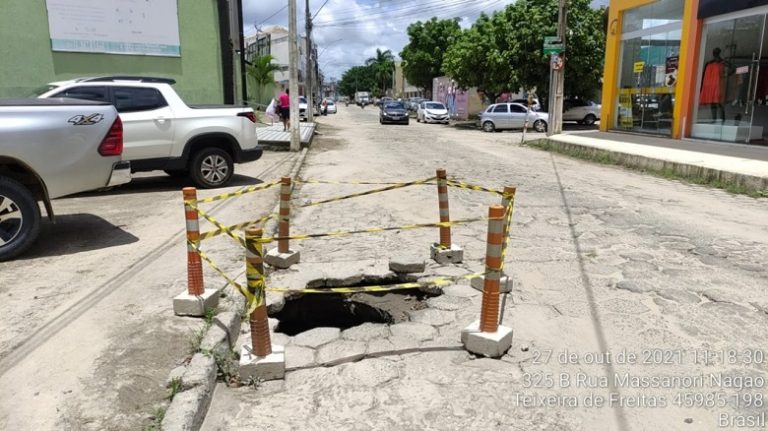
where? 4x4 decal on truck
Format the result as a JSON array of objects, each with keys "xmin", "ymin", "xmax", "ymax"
[{"xmin": 68, "ymin": 113, "xmax": 105, "ymax": 126}]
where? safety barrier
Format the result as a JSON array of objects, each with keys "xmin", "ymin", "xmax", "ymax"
[{"xmin": 176, "ymin": 168, "xmax": 518, "ymax": 365}]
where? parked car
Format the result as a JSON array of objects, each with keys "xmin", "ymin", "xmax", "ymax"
[
  {"xmin": 563, "ymin": 99, "xmax": 601, "ymax": 125},
  {"xmin": 416, "ymin": 101, "xmax": 450, "ymax": 124},
  {"xmin": 511, "ymin": 97, "xmax": 542, "ymax": 111},
  {"xmin": 379, "ymin": 101, "xmax": 409, "ymax": 125},
  {"xmin": 324, "ymin": 99, "xmax": 337, "ymax": 114},
  {"xmin": 36, "ymin": 76, "xmax": 262, "ymax": 188},
  {"xmin": 299, "ymin": 96, "xmax": 309, "ymax": 120},
  {"xmin": 0, "ymin": 98, "xmax": 131, "ymax": 260},
  {"xmin": 479, "ymin": 102, "xmax": 548, "ymax": 133},
  {"xmin": 408, "ymin": 97, "xmax": 426, "ymax": 112}
]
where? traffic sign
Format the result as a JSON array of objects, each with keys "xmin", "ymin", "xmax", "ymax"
[{"xmin": 543, "ymin": 36, "xmax": 563, "ymax": 55}]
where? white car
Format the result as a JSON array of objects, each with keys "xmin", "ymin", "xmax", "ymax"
[
  {"xmin": 416, "ymin": 101, "xmax": 449, "ymax": 124},
  {"xmin": 37, "ymin": 76, "xmax": 262, "ymax": 188},
  {"xmin": 324, "ymin": 99, "xmax": 337, "ymax": 114},
  {"xmin": 299, "ymin": 96, "xmax": 309, "ymax": 121},
  {"xmin": 563, "ymin": 99, "xmax": 601, "ymax": 125}
]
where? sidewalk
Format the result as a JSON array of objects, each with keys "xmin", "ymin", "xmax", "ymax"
[{"xmin": 542, "ymin": 131, "xmax": 768, "ymax": 191}]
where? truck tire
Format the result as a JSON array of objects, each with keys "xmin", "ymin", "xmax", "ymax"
[
  {"xmin": 0, "ymin": 176, "xmax": 41, "ymax": 261},
  {"xmin": 190, "ymin": 147, "xmax": 234, "ymax": 188}
]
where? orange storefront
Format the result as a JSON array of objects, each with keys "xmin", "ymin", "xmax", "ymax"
[{"xmin": 602, "ymin": 0, "xmax": 768, "ymax": 144}]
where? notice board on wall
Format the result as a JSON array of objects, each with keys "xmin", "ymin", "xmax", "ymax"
[{"xmin": 45, "ymin": 0, "xmax": 181, "ymax": 56}]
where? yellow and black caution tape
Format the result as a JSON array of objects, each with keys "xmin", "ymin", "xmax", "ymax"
[
  {"xmin": 253, "ymin": 217, "xmax": 489, "ymax": 244},
  {"xmin": 199, "ymin": 213, "xmax": 278, "ymax": 241},
  {"xmin": 187, "ymin": 202, "xmax": 247, "ymax": 247},
  {"xmin": 300, "ymin": 176, "xmax": 436, "ymax": 207},
  {"xmin": 196, "ymin": 180, "xmax": 282, "ymax": 204},
  {"xmin": 446, "ymin": 179, "xmax": 515, "ymax": 199},
  {"xmin": 298, "ymin": 178, "xmax": 436, "ymax": 186},
  {"xmin": 188, "ymin": 240, "xmax": 256, "ymax": 305}
]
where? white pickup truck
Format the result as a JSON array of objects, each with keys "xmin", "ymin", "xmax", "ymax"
[
  {"xmin": 37, "ymin": 76, "xmax": 263, "ymax": 188},
  {"xmin": 0, "ymin": 98, "xmax": 130, "ymax": 260}
]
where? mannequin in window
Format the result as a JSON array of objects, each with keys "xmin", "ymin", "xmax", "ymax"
[{"xmin": 700, "ymin": 47, "xmax": 726, "ymax": 122}]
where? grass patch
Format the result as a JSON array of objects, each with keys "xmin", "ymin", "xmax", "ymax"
[
  {"xmin": 527, "ymin": 139, "xmax": 768, "ymax": 198},
  {"xmin": 143, "ymin": 405, "xmax": 167, "ymax": 431}
]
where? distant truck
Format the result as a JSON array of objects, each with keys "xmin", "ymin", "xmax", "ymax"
[
  {"xmin": 37, "ymin": 76, "xmax": 262, "ymax": 188},
  {"xmin": 354, "ymin": 91, "xmax": 370, "ymax": 106},
  {"xmin": 0, "ymin": 98, "xmax": 130, "ymax": 260}
]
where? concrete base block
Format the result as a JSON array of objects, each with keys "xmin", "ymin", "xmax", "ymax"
[
  {"xmin": 265, "ymin": 248, "xmax": 301, "ymax": 269},
  {"xmin": 173, "ymin": 289, "xmax": 220, "ymax": 317},
  {"xmin": 239, "ymin": 344, "xmax": 285, "ymax": 381},
  {"xmin": 430, "ymin": 243, "xmax": 464, "ymax": 264},
  {"xmin": 470, "ymin": 275, "xmax": 513, "ymax": 293},
  {"xmin": 461, "ymin": 320, "xmax": 513, "ymax": 358}
]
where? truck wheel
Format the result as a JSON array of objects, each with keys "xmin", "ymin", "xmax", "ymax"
[
  {"xmin": 0, "ymin": 176, "xmax": 41, "ymax": 261},
  {"xmin": 190, "ymin": 148, "xmax": 234, "ymax": 188}
]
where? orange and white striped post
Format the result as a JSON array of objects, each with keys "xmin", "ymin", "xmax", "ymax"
[
  {"xmin": 480, "ymin": 204, "xmax": 505, "ymax": 333},
  {"xmin": 436, "ymin": 168, "xmax": 451, "ymax": 248},
  {"xmin": 265, "ymin": 176, "xmax": 300, "ymax": 269},
  {"xmin": 240, "ymin": 226, "xmax": 285, "ymax": 381},
  {"xmin": 278, "ymin": 176, "xmax": 291, "ymax": 254},
  {"xmin": 184, "ymin": 187, "xmax": 204, "ymax": 296},
  {"xmin": 461, "ymin": 203, "xmax": 513, "ymax": 358},
  {"xmin": 431, "ymin": 168, "xmax": 463, "ymax": 263},
  {"xmin": 174, "ymin": 187, "xmax": 219, "ymax": 316},
  {"xmin": 245, "ymin": 227, "xmax": 272, "ymax": 357}
]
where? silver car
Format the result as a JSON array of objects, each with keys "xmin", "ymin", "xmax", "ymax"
[
  {"xmin": 479, "ymin": 103, "xmax": 548, "ymax": 133},
  {"xmin": 563, "ymin": 99, "xmax": 601, "ymax": 125}
]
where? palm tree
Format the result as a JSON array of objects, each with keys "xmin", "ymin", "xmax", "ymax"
[
  {"xmin": 365, "ymin": 49, "xmax": 395, "ymax": 97},
  {"xmin": 246, "ymin": 54, "xmax": 282, "ymax": 106}
]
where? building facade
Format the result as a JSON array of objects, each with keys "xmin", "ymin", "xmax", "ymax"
[
  {"xmin": 0, "ymin": 0, "xmax": 241, "ymax": 104},
  {"xmin": 602, "ymin": 0, "xmax": 768, "ymax": 144}
]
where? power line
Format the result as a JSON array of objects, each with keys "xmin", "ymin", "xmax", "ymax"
[
  {"xmin": 313, "ymin": 0, "xmax": 482, "ymax": 28},
  {"xmin": 313, "ymin": 0, "xmax": 477, "ymax": 24},
  {"xmin": 255, "ymin": 4, "xmax": 288, "ymax": 29}
]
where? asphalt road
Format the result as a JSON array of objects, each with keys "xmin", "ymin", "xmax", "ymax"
[{"xmin": 202, "ymin": 104, "xmax": 768, "ymax": 430}]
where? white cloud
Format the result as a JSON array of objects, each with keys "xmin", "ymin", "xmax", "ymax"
[{"xmin": 243, "ymin": 0, "xmax": 607, "ymax": 81}]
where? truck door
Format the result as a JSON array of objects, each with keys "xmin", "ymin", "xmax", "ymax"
[{"xmin": 111, "ymin": 86, "xmax": 175, "ymax": 160}]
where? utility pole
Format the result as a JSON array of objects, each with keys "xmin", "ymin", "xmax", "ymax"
[
  {"xmin": 236, "ymin": 0, "xmax": 248, "ymax": 104},
  {"xmin": 547, "ymin": 0, "xmax": 568, "ymax": 136},
  {"xmin": 305, "ymin": 0, "xmax": 314, "ymax": 122},
  {"xmin": 288, "ymin": 0, "xmax": 300, "ymax": 151}
]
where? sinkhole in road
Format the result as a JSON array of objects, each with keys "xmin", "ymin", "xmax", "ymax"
[{"xmin": 270, "ymin": 275, "xmax": 441, "ymax": 336}]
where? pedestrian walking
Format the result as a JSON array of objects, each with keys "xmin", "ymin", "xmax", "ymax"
[{"xmin": 279, "ymin": 88, "xmax": 290, "ymax": 131}]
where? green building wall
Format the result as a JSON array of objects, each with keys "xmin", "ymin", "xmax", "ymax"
[{"xmin": 0, "ymin": 1, "xmax": 225, "ymax": 103}]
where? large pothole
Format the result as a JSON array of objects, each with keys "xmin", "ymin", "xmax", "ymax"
[{"xmin": 271, "ymin": 277, "xmax": 440, "ymax": 336}]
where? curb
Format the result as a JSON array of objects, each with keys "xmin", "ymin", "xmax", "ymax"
[
  {"xmin": 534, "ymin": 137, "xmax": 768, "ymax": 192},
  {"xmin": 161, "ymin": 147, "xmax": 310, "ymax": 431}
]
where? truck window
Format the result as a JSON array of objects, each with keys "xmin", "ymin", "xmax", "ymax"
[
  {"xmin": 52, "ymin": 86, "xmax": 108, "ymax": 102},
  {"xmin": 112, "ymin": 87, "xmax": 168, "ymax": 113}
]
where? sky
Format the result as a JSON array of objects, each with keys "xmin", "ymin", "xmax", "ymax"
[{"xmin": 243, "ymin": 0, "xmax": 610, "ymax": 81}]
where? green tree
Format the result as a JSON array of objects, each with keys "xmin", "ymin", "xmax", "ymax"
[
  {"xmin": 337, "ymin": 65, "xmax": 377, "ymax": 98},
  {"xmin": 246, "ymin": 54, "xmax": 282, "ymax": 105},
  {"xmin": 443, "ymin": 0, "xmax": 605, "ymax": 105},
  {"xmin": 400, "ymin": 18, "xmax": 462, "ymax": 97},
  {"xmin": 365, "ymin": 48, "xmax": 395, "ymax": 97}
]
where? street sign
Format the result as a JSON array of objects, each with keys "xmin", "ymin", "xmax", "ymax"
[
  {"xmin": 543, "ymin": 36, "xmax": 563, "ymax": 55},
  {"xmin": 633, "ymin": 61, "xmax": 645, "ymax": 73}
]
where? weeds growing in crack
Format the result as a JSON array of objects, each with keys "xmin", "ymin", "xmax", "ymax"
[
  {"xmin": 143, "ymin": 405, "xmax": 167, "ymax": 431},
  {"xmin": 167, "ymin": 377, "xmax": 183, "ymax": 401}
]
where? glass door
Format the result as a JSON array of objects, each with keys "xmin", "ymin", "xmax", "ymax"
[{"xmin": 693, "ymin": 14, "xmax": 767, "ymax": 143}]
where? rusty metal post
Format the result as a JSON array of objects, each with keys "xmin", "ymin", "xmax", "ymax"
[
  {"xmin": 436, "ymin": 168, "xmax": 451, "ymax": 248},
  {"xmin": 480, "ymin": 205, "xmax": 505, "ymax": 333},
  {"xmin": 278, "ymin": 176, "xmax": 291, "ymax": 254},
  {"xmin": 183, "ymin": 187, "xmax": 204, "ymax": 296},
  {"xmin": 245, "ymin": 227, "xmax": 272, "ymax": 356}
]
